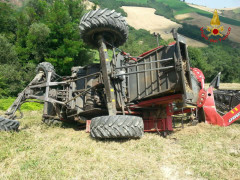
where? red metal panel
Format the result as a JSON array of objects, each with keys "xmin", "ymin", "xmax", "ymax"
[
  {"xmin": 200, "ymin": 87, "xmax": 240, "ymax": 126},
  {"xmin": 138, "ymin": 41, "xmax": 176, "ymax": 58},
  {"xmin": 130, "ymin": 94, "xmax": 182, "ymax": 108},
  {"xmin": 166, "ymin": 103, "xmax": 173, "ymax": 131},
  {"xmin": 138, "ymin": 46, "xmax": 163, "ymax": 57},
  {"xmin": 86, "ymin": 120, "xmax": 91, "ymax": 133},
  {"xmin": 143, "ymin": 103, "xmax": 173, "ymax": 132},
  {"xmin": 197, "ymin": 89, "xmax": 207, "ymax": 108},
  {"xmin": 202, "ymin": 87, "xmax": 225, "ymax": 126},
  {"xmin": 173, "ymin": 108, "xmax": 194, "ymax": 115},
  {"xmin": 191, "ymin": 68, "xmax": 205, "ymax": 89},
  {"xmin": 223, "ymin": 104, "xmax": 240, "ymax": 126},
  {"xmin": 143, "ymin": 118, "xmax": 166, "ymax": 132}
]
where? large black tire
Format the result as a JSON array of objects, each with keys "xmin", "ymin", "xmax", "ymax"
[
  {"xmin": 36, "ymin": 62, "xmax": 55, "ymax": 80},
  {"xmin": 79, "ymin": 8, "xmax": 128, "ymax": 48},
  {"xmin": 0, "ymin": 116, "xmax": 19, "ymax": 131},
  {"xmin": 90, "ymin": 115, "xmax": 144, "ymax": 139}
]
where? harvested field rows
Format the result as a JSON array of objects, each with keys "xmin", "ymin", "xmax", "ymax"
[{"xmin": 122, "ymin": 6, "xmax": 207, "ymax": 47}]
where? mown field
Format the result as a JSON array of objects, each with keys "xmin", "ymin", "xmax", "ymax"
[
  {"xmin": 205, "ymin": 83, "xmax": 240, "ymax": 90},
  {"xmin": 0, "ymin": 110, "xmax": 240, "ymax": 180},
  {"xmin": 0, "ymin": 83, "xmax": 239, "ymax": 179}
]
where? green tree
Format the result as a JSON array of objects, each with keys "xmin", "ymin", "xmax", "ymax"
[
  {"xmin": 0, "ymin": 63, "xmax": 35, "ymax": 97},
  {"xmin": 14, "ymin": 0, "xmax": 94, "ymax": 75},
  {"xmin": 26, "ymin": 23, "xmax": 50, "ymax": 63},
  {"xmin": 0, "ymin": 35, "xmax": 18, "ymax": 64},
  {"xmin": 44, "ymin": 0, "xmax": 93, "ymax": 75},
  {"xmin": 0, "ymin": 76, "xmax": 8, "ymax": 98},
  {"xmin": 0, "ymin": 2, "xmax": 17, "ymax": 39}
]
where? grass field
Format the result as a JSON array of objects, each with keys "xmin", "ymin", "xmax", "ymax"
[
  {"xmin": 0, "ymin": 98, "xmax": 43, "ymax": 111},
  {"xmin": 205, "ymin": 83, "xmax": 240, "ymax": 90},
  {"xmin": 0, "ymin": 110, "xmax": 240, "ymax": 180}
]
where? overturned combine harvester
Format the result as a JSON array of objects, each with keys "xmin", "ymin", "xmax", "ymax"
[{"xmin": 0, "ymin": 9, "xmax": 239, "ymax": 138}]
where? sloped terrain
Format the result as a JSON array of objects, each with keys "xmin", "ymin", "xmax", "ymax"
[
  {"xmin": 187, "ymin": 3, "xmax": 240, "ymax": 21},
  {"xmin": 122, "ymin": 6, "xmax": 207, "ymax": 47},
  {"xmin": 0, "ymin": 111, "xmax": 239, "ymax": 179},
  {"xmin": 175, "ymin": 12, "xmax": 240, "ymax": 43}
]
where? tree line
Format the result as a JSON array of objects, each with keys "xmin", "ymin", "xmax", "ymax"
[{"xmin": 0, "ymin": 0, "xmax": 94, "ymax": 97}]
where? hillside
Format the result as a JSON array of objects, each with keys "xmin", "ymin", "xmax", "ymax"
[
  {"xmin": 188, "ymin": 3, "xmax": 240, "ymax": 21},
  {"xmin": 89, "ymin": 0, "xmax": 240, "ymax": 83},
  {"xmin": 175, "ymin": 12, "xmax": 240, "ymax": 43},
  {"xmin": 0, "ymin": 0, "xmax": 239, "ymax": 99},
  {"xmin": 0, "ymin": 110, "xmax": 240, "ymax": 180},
  {"xmin": 122, "ymin": 6, "xmax": 207, "ymax": 47},
  {"xmin": 0, "ymin": 2, "xmax": 240, "ymax": 180}
]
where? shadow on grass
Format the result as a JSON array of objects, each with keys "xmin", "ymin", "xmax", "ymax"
[
  {"xmin": 91, "ymin": 137, "xmax": 131, "ymax": 143},
  {"xmin": 233, "ymin": 120, "xmax": 240, "ymax": 124},
  {"xmin": 59, "ymin": 121, "xmax": 86, "ymax": 131}
]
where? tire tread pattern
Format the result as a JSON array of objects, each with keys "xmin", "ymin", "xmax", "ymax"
[
  {"xmin": 79, "ymin": 8, "xmax": 128, "ymax": 48},
  {"xmin": 36, "ymin": 62, "xmax": 55, "ymax": 80},
  {"xmin": 0, "ymin": 116, "xmax": 19, "ymax": 131},
  {"xmin": 90, "ymin": 115, "xmax": 144, "ymax": 139}
]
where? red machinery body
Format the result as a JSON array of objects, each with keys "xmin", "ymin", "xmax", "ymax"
[
  {"xmin": 131, "ymin": 68, "xmax": 240, "ymax": 132},
  {"xmin": 86, "ymin": 45, "xmax": 240, "ymax": 133},
  {"xmin": 198, "ymin": 87, "xmax": 240, "ymax": 126}
]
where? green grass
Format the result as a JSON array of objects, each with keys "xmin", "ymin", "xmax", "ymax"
[
  {"xmin": 0, "ymin": 98, "xmax": 43, "ymax": 111},
  {"xmin": 156, "ymin": 0, "xmax": 203, "ymax": 15},
  {"xmin": 233, "ymin": 8, "xmax": 240, "ymax": 14},
  {"xmin": 92, "ymin": 49, "xmax": 114, "ymax": 63},
  {"xmin": 0, "ymin": 111, "xmax": 239, "ymax": 179},
  {"xmin": 184, "ymin": 17, "xmax": 194, "ymax": 21}
]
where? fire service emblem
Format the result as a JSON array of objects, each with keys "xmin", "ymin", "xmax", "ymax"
[{"xmin": 200, "ymin": 10, "xmax": 231, "ymax": 43}]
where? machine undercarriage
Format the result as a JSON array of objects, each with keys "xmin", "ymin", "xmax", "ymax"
[{"xmin": 0, "ymin": 8, "xmax": 239, "ymax": 139}]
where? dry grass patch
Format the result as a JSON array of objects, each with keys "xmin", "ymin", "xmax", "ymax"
[
  {"xmin": 186, "ymin": 4, "xmax": 222, "ymax": 14},
  {"xmin": 0, "ymin": 111, "xmax": 240, "ymax": 179},
  {"xmin": 205, "ymin": 83, "xmax": 240, "ymax": 90},
  {"xmin": 122, "ymin": 6, "xmax": 207, "ymax": 47},
  {"xmin": 171, "ymin": 123, "xmax": 240, "ymax": 180}
]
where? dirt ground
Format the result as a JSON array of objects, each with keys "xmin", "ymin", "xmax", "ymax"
[{"xmin": 122, "ymin": 6, "xmax": 207, "ymax": 47}]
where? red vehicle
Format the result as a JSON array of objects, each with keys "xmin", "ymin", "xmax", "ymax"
[{"xmin": 1, "ymin": 9, "xmax": 239, "ymax": 138}]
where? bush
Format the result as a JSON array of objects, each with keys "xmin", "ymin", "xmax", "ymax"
[{"xmin": 0, "ymin": 63, "xmax": 36, "ymax": 97}]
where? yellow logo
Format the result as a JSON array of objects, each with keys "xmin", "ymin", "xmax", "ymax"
[
  {"xmin": 206, "ymin": 10, "xmax": 224, "ymax": 37},
  {"xmin": 200, "ymin": 9, "xmax": 231, "ymax": 43}
]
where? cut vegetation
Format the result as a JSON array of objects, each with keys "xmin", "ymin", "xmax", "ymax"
[{"xmin": 0, "ymin": 111, "xmax": 239, "ymax": 179}]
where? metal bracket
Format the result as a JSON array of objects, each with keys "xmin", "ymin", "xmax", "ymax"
[{"xmin": 98, "ymin": 35, "xmax": 117, "ymax": 115}]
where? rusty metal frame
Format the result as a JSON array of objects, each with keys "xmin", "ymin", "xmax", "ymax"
[{"xmin": 97, "ymin": 35, "xmax": 117, "ymax": 115}]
